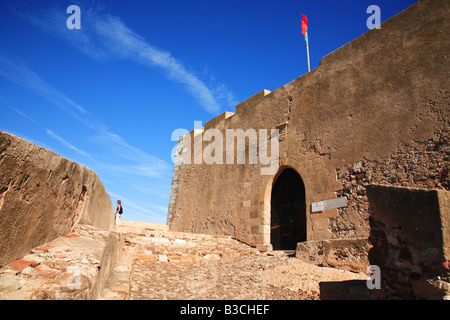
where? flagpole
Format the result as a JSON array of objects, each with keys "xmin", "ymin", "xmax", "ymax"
[{"xmin": 306, "ymin": 33, "xmax": 311, "ymax": 72}]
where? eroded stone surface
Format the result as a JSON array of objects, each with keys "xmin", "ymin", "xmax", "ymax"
[{"xmin": 0, "ymin": 131, "xmax": 114, "ymax": 268}]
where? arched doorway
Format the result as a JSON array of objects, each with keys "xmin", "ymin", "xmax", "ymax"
[{"xmin": 270, "ymin": 168, "xmax": 306, "ymax": 250}]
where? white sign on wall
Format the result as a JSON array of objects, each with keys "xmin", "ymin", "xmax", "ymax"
[
  {"xmin": 311, "ymin": 197, "xmax": 347, "ymax": 213},
  {"xmin": 311, "ymin": 201, "xmax": 324, "ymax": 213}
]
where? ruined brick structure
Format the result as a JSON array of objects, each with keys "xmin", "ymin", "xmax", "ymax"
[{"xmin": 167, "ymin": 0, "xmax": 449, "ymax": 254}]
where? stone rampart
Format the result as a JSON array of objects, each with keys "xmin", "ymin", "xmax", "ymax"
[{"xmin": 0, "ymin": 131, "xmax": 114, "ymax": 267}]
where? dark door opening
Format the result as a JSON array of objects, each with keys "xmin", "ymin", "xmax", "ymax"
[{"xmin": 270, "ymin": 168, "xmax": 306, "ymax": 250}]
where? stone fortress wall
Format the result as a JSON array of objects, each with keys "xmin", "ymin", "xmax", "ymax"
[{"xmin": 167, "ymin": 0, "xmax": 449, "ymax": 252}]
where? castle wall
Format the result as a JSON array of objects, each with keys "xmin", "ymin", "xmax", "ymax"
[
  {"xmin": 0, "ymin": 131, "xmax": 114, "ymax": 267},
  {"xmin": 168, "ymin": 0, "xmax": 449, "ymax": 249}
]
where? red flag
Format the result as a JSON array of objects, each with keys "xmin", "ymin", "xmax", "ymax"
[
  {"xmin": 300, "ymin": 14, "xmax": 308, "ymax": 38},
  {"xmin": 300, "ymin": 13, "xmax": 311, "ymax": 72}
]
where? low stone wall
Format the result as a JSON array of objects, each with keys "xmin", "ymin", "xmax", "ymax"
[
  {"xmin": 295, "ymin": 238, "xmax": 371, "ymax": 274},
  {"xmin": 0, "ymin": 131, "xmax": 114, "ymax": 267},
  {"xmin": 367, "ymin": 184, "xmax": 449, "ymax": 299},
  {"xmin": 90, "ymin": 230, "xmax": 124, "ymax": 300}
]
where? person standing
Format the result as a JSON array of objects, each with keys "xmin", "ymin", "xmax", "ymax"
[{"xmin": 115, "ymin": 200, "xmax": 123, "ymax": 225}]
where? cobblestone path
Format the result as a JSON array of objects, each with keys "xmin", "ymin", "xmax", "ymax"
[{"xmin": 102, "ymin": 224, "xmax": 368, "ymax": 300}]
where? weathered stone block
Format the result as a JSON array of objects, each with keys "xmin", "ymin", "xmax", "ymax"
[
  {"xmin": 296, "ymin": 238, "xmax": 371, "ymax": 273},
  {"xmin": 367, "ymin": 185, "xmax": 447, "ymax": 252},
  {"xmin": 0, "ymin": 131, "xmax": 114, "ymax": 268},
  {"xmin": 411, "ymin": 279, "xmax": 450, "ymax": 300},
  {"xmin": 367, "ymin": 184, "xmax": 450, "ymax": 299}
]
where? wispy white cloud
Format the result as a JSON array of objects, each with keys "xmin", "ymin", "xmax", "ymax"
[
  {"xmin": 90, "ymin": 129, "xmax": 170, "ymax": 178},
  {"xmin": 0, "ymin": 96, "xmax": 36, "ymax": 123},
  {"xmin": 0, "ymin": 57, "xmax": 87, "ymax": 116},
  {"xmin": 0, "ymin": 57, "xmax": 170, "ymax": 178},
  {"xmin": 19, "ymin": 4, "xmax": 237, "ymax": 113},
  {"xmin": 1, "ymin": 96, "xmax": 92, "ymax": 160},
  {"xmin": 45, "ymin": 129, "xmax": 93, "ymax": 160},
  {"xmin": 15, "ymin": 5, "xmax": 110, "ymax": 62}
]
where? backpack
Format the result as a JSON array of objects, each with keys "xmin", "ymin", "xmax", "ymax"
[{"xmin": 119, "ymin": 205, "xmax": 123, "ymax": 215}]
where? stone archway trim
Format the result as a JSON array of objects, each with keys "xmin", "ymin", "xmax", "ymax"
[{"xmin": 256, "ymin": 158, "xmax": 313, "ymax": 251}]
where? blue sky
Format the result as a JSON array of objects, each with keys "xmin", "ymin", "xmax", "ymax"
[{"xmin": 0, "ymin": 0, "xmax": 418, "ymax": 224}]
